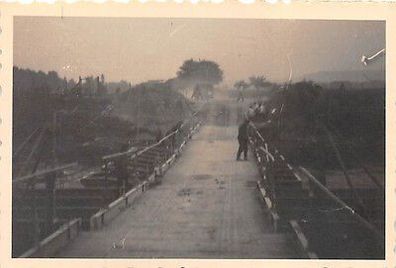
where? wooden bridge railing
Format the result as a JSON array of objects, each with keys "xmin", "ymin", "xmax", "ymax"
[
  {"xmin": 12, "ymin": 110, "xmax": 201, "ymax": 256},
  {"xmin": 248, "ymin": 123, "xmax": 385, "ymax": 258},
  {"xmin": 101, "ymin": 111, "xmax": 201, "ymax": 195}
]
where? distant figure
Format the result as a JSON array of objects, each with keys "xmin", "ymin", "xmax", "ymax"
[
  {"xmin": 247, "ymin": 105, "xmax": 256, "ymax": 119},
  {"xmin": 236, "ymin": 119, "xmax": 250, "ymax": 161},
  {"xmin": 191, "ymin": 84, "xmax": 202, "ymax": 100},
  {"xmin": 258, "ymin": 103, "xmax": 266, "ymax": 115},
  {"xmin": 236, "ymin": 90, "xmax": 244, "ymax": 102}
]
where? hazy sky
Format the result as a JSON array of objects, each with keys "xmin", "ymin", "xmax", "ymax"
[{"xmin": 14, "ymin": 17, "xmax": 385, "ymax": 84}]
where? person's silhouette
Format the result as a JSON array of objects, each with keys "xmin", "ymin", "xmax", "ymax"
[{"xmin": 236, "ymin": 119, "xmax": 249, "ymax": 161}]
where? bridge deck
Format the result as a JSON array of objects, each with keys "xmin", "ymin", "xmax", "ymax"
[{"xmin": 57, "ymin": 103, "xmax": 299, "ymax": 258}]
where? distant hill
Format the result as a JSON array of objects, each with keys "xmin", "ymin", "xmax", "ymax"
[{"xmin": 298, "ymin": 69, "xmax": 384, "ymax": 83}]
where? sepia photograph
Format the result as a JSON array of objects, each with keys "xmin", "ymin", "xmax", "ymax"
[{"xmin": 10, "ymin": 16, "xmax": 385, "ymax": 259}]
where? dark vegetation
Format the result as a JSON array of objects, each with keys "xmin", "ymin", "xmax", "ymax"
[
  {"xmin": 112, "ymin": 58, "xmax": 224, "ymax": 130},
  {"xmin": 252, "ymin": 80, "xmax": 385, "ymax": 170},
  {"xmin": 171, "ymin": 59, "xmax": 223, "ymax": 89},
  {"xmin": 250, "ymin": 79, "xmax": 385, "ymax": 243},
  {"xmin": 114, "ymin": 80, "xmax": 194, "ymax": 130},
  {"xmin": 12, "ymin": 58, "xmax": 224, "ymax": 256},
  {"xmin": 229, "ymin": 76, "xmax": 276, "ymax": 99},
  {"xmin": 229, "ymin": 85, "xmax": 277, "ymax": 99},
  {"xmin": 13, "ymin": 66, "xmax": 196, "ymax": 175}
]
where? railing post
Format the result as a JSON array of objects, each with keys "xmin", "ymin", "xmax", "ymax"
[
  {"xmin": 164, "ymin": 140, "xmax": 168, "ymax": 160},
  {"xmin": 176, "ymin": 130, "xmax": 181, "ymax": 151},
  {"xmin": 156, "ymin": 149, "xmax": 161, "ymax": 176},
  {"xmin": 122, "ymin": 180, "xmax": 126, "ymax": 195},
  {"xmin": 270, "ymin": 158, "xmax": 278, "ymax": 210},
  {"xmin": 104, "ymin": 161, "xmax": 108, "ymax": 191},
  {"xmin": 168, "ymin": 137, "xmax": 173, "ymax": 158},
  {"xmin": 45, "ymin": 172, "xmax": 56, "ymax": 234},
  {"xmin": 103, "ymin": 161, "xmax": 109, "ymax": 206},
  {"xmin": 133, "ymin": 153, "xmax": 137, "ymax": 181},
  {"xmin": 264, "ymin": 143, "xmax": 270, "ymax": 163}
]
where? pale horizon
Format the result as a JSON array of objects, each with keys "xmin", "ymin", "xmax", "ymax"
[{"xmin": 14, "ymin": 17, "xmax": 385, "ymax": 85}]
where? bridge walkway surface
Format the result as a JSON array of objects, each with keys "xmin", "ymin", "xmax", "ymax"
[{"xmin": 56, "ymin": 100, "xmax": 300, "ymax": 258}]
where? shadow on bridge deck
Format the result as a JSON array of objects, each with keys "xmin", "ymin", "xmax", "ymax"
[{"xmin": 56, "ymin": 100, "xmax": 300, "ymax": 258}]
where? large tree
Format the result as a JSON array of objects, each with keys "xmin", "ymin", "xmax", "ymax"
[{"xmin": 176, "ymin": 59, "xmax": 223, "ymax": 86}]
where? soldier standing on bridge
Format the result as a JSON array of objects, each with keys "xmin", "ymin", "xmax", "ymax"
[{"xmin": 236, "ymin": 119, "xmax": 250, "ymax": 161}]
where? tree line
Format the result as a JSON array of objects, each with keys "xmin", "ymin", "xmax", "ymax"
[{"xmin": 234, "ymin": 76, "xmax": 272, "ymax": 91}]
